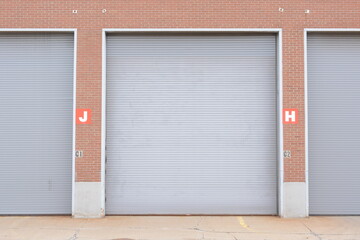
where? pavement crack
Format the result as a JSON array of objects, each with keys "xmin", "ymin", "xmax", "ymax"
[
  {"xmin": 68, "ymin": 229, "xmax": 79, "ymax": 240},
  {"xmin": 195, "ymin": 216, "xmax": 205, "ymax": 229},
  {"xmin": 229, "ymin": 233, "xmax": 238, "ymax": 240},
  {"xmin": 302, "ymin": 222, "xmax": 322, "ymax": 240},
  {"xmin": 187, "ymin": 227, "xmax": 233, "ymax": 235}
]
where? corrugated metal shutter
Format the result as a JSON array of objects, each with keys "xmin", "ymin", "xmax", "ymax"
[
  {"xmin": 106, "ymin": 33, "xmax": 277, "ymax": 214},
  {"xmin": 308, "ymin": 33, "xmax": 360, "ymax": 215},
  {"xmin": 0, "ymin": 33, "xmax": 74, "ymax": 214}
]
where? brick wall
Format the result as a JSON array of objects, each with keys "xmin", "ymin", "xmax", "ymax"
[{"xmin": 1, "ymin": 0, "xmax": 360, "ymax": 183}]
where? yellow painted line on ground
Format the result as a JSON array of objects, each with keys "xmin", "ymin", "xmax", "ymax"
[{"xmin": 237, "ymin": 217, "xmax": 255, "ymax": 232}]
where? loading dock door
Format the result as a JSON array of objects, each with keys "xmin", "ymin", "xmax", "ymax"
[
  {"xmin": 0, "ymin": 33, "xmax": 74, "ymax": 214},
  {"xmin": 308, "ymin": 33, "xmax": 360, "ymax": 215},
  {"xmin": 106, "ymin": 33, "xmax": 277, "ymax": 214}
]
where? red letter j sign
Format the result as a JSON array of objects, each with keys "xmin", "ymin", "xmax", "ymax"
[{"xmin": 76, "ymin": 109, "xmax": 91, "ymax": 124}]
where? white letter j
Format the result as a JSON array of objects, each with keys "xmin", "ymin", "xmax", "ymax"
[{"xmin": 79, "ymin": 111, "xmax": 88, "ymax": 122}]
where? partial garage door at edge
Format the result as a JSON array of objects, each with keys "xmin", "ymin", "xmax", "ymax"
[
  {"xmin": 308, "ymin": 33, "xmax": 360, "ymax": 215},
  {"xmin": 106, "ymin": 33, "xmax": 278, "ymax": 214},
  {"xmin": 0, "ymin": 33, "xmax": 74, "ymax": 214}
]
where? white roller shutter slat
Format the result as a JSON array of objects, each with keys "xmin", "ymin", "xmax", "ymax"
[
  {"xmin": 106, "ymin": 33, "xmax": 277, "ymax": 214},
  {"xmin": 308, "ymin": 33, "xmax": 360, "ymax": 215},
  {"xmin": 0, "ymin": 33, "xmax": 73, "ymax": 214}
]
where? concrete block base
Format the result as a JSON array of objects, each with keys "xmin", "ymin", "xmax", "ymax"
[
  {"xmin": 282, "ymin": 182, "xmax": 308, "ymax": 218},
  {"xmin": 73, "ymin": 182, "xmax": 308, "ymax": 218},
  {"xmin": 73, "ymin": 182, "xmax": 104, "ymax": 218}
]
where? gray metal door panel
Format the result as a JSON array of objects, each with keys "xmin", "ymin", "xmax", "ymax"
[
  {"xmin": 106, "ymin": 33, "xmax": 277, "ymax": 214},
  {"xmin": 308, "ymin": 33, "xmax": 360, "ymax": 215},
  {"xmin": 0, "ymin": 33, "xmax": 73, "ymax": 214}
]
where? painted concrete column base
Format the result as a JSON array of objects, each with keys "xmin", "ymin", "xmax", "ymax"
[
  {"xmin": 282, "ymin": 182, "xmax": 308, "ymax": 218},
  {"xmin": 73, "ymin": 182, "xmax": 104, "ymax": 218}
]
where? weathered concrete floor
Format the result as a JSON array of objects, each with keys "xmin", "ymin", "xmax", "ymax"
[{"xmin": 0, "ymin": 216, "xmax": 359, "ymax": 240}]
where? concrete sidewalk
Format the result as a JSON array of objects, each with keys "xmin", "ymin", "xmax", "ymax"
[{"xmin": 0, "ymin": 216, "xmax": 359, "ymax": 240}]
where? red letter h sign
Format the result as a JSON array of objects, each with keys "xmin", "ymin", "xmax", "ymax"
[{"xmin": 283, "ymin": 109, "xmax": 298, "ymax": 124}]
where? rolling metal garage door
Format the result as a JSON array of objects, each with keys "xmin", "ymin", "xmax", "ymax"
[
  {"xmin": 0, "ymin": 33, "xmax": 74, "ymax": 214},
  {"xmin": 106, "ymin": 33, "xmax": 277, "ymax": 214},
  {"xmin": 308, "ymin": 33, "xmax": 360, "ymax": 214}
]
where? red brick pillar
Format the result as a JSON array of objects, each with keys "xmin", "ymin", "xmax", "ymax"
[
  {"xmin": 281, "ymin": 28, "xmax": 307, "ymax": 217},
  {"xmin": 74, "ymin": 29, "xmax": 104, "ymax": 217}
]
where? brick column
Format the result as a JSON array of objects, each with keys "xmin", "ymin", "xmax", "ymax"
[
  {"xmin": 73, "ymin": 29, "xmax": 104, "ymax": 218},
  {"xmin": 281, "ymin": 28, "xmax": 307, "ymax": 217}
]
